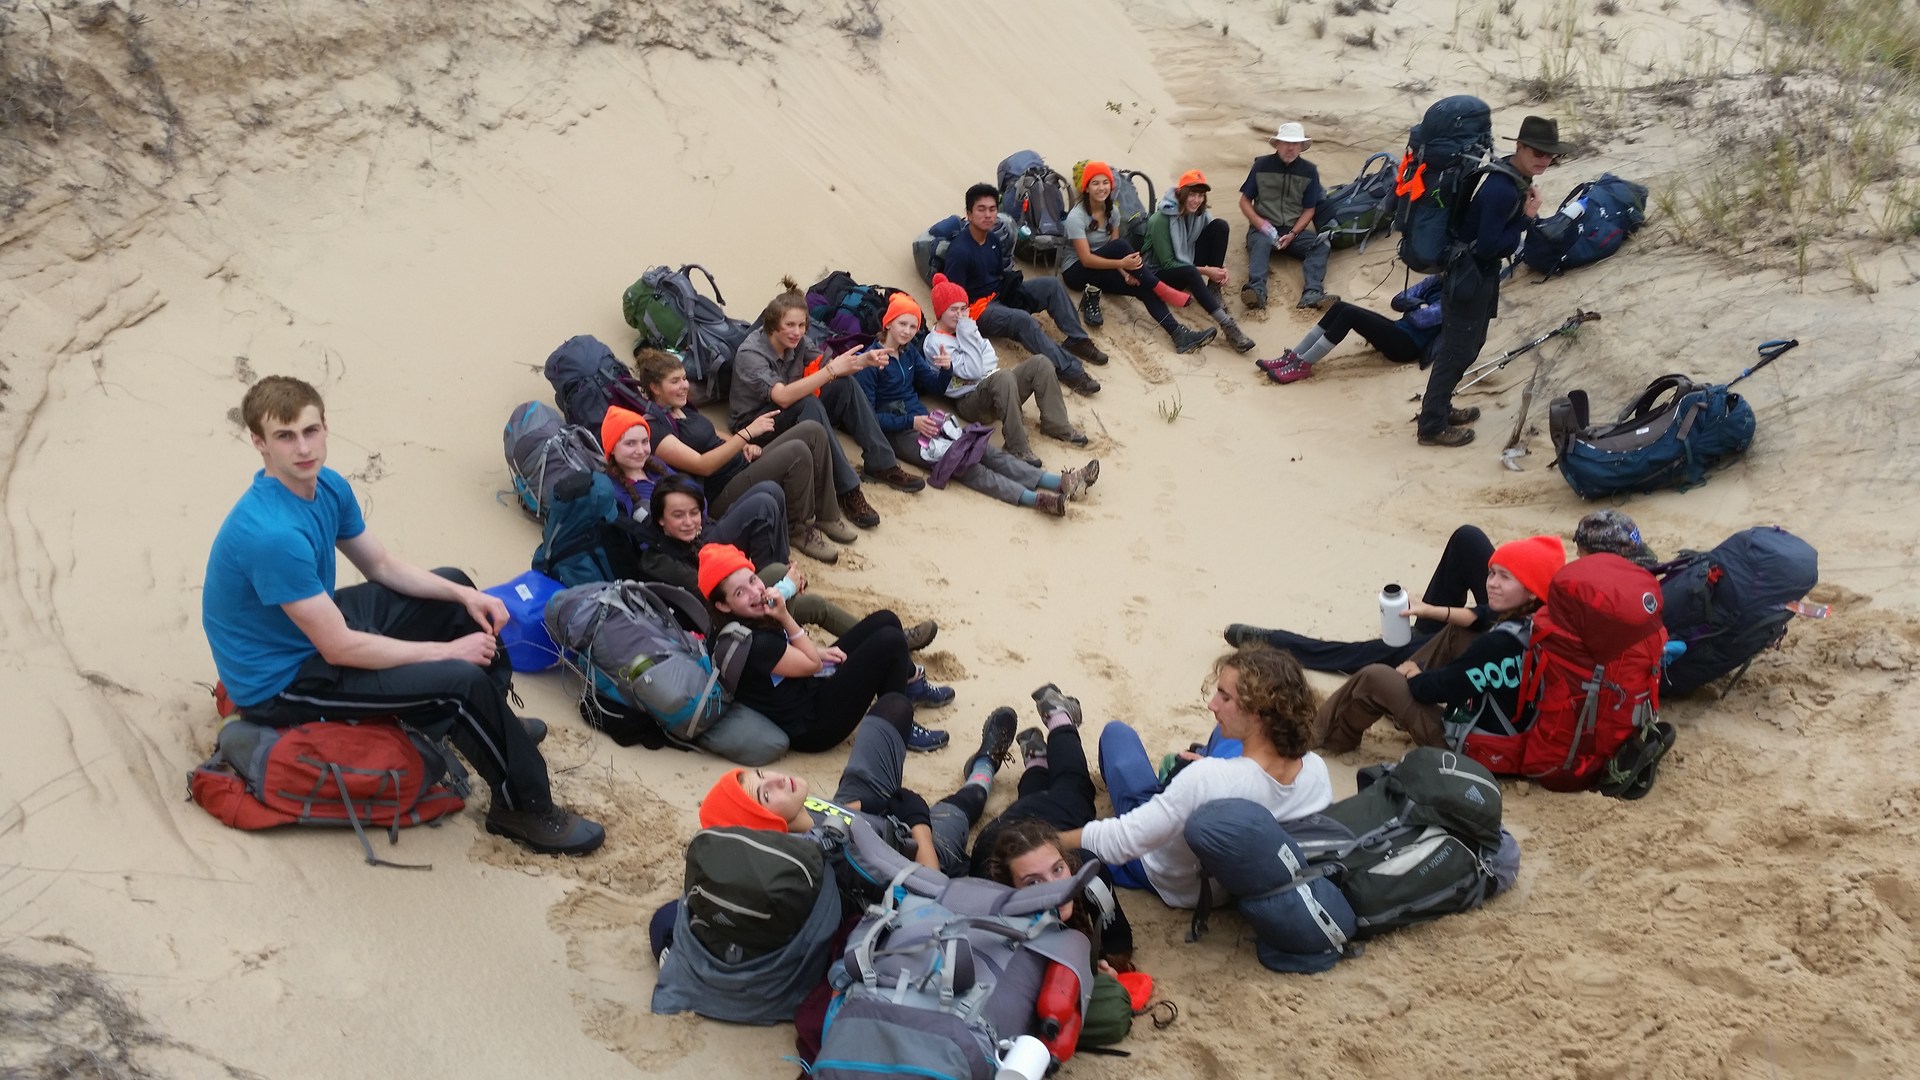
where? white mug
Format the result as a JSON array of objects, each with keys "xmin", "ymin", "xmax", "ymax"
[{"xmin": 995, "ymin": 1034, "xmax": 1051, "ymax": 1080}]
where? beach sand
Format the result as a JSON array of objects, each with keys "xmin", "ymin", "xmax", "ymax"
[{"xmin": 1, "ymin": 0, "xmax": 1916, "ymax": 1076}]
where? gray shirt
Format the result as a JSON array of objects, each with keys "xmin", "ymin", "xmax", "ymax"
[
  {"xmin": 1061, "ymin": 203, "xmax": 1115, "ymax": 275},
  {"xmin": 727, "ymin": 327, "xmax": 808, "ymax": 431}
]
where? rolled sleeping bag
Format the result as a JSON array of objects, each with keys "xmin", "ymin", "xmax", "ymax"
[{"xmin": 1184, "ymin": 799, "xmax": 1358, "ymax": 974}]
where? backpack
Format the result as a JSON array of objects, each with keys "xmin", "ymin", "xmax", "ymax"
[
  {"xmin": 1315, "ymin": 151, "xmax": 1399, "ymax": 251},
  {"xmin": 1393, "ymin": 96, "xmax": 1524, "ymax": 272},
  {"xmin": 813, "ymin": 816, "xmax": 1099, "ymax": 1080},
  {"xmin": 1520, "ymin": 173, "xmax": 1649, "ymax": 276},
  {"xmin": 622, "ymin": 264, "xmax": 753, "ymax": 405},
  {"xmin": 532, "ymin": 471, "xmax": 619, "ymax": 588},
  {"xmin": 807, "ymin": 270, "xmax": 903, "ymax": 345},
  {"xmin": 1549, "ymin": 374, "xmax": 1756, "ymax": 499},
  {"xmin": 1462, "ymin": 555, "xmax": 1667, "ymax": 791},
  {"xmin": 913, "ymin": 213, "xmax": 1017, "ymax": 285},
  {"xmin": 502, "ymin": 400, "xmax": 603, "ymax": 520},
  {"xmin": 189, "ymin": 692, "xmax": 469, "ymax": 869},
  {"xmin": 1658, "ymin": 526, "xmax": 1819, "ymax": 696},
  {"xmin": 684, "ymin": 826, "xmax": 831, "ymax": 963},
  {"xmin": 998, "ymin": 150, "xmax": 1074, "ymax": 266},
  {"xmin": 1182, "ymin": 799, "xmax": 1358, "ymax": 974},
  {"xmin": 543, "ymin": 580, "xmax": 751, "ymax": 742},
  {"xmin": 1289, "ymin": 747, "xmax": 1517, "ymax": 937},
  {"xmin": 542, "ymin": 335, "xmax": 651, "ymax": 431}
]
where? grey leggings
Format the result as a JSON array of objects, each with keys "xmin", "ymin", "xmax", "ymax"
[{"xmin": 887, "ymin": 429, "xmax": 1044, "ymax": 506}]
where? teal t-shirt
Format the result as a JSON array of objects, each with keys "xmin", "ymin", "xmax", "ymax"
[{"xmin": 202, "ymin": 468, "xmax": 366, "ymax": 706}]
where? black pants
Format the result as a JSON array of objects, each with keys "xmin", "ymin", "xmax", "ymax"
[
  {"xmin": 1062, "ymin": 240, "xmax": 1176, "ymax": 333},
  {"xmin": 794, "ymin": 611, "xmax": 915, "ymax": 753},
  {"xmin": 1153, "ymin": 219, "xmax": 1232, "ymax": 316},
  {"xmin": 242, "ymin": 568, "xmax": 552, "ymax": 812},
  {"xmin": 1419, "ymin": 257, "xmax": 1501, "ymax": 436},
  {"xmin": 1253, "ymin": 525, "xmax": 1496, "ymax": 673},
  {"xmin": 1321, "ymin": 301, "xmax": 1423, "ymax": 363}
]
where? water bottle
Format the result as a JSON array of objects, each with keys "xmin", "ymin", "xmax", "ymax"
[
  {"xmin": 1560, "ymin": 198, "xmax": 1586, "ymax": 220},
  {"xmin": 773, "ymin": 576, "xmax": 799, "ymax": 601},
  {"xmin": 1379, "ymin": 584, "xmax": 1411, "ymax": 647}
]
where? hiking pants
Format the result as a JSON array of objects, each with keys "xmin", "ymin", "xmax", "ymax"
[
  {"xmin": 694, "ymin": 702, "xmax": 789, "ymax": 765},
  {"xmin": 791, "ymin": 611, "xmax": 915, "ymax": 754},
  {"xmin": 818, "ymin": 374, "xmax": 898, "ymax": 474},
  {"xmin": 888, "ymin": 429, "xmax": 1046, "ymax": 507},
  {"xmin": 1154, "ymin": 219, "xmax": 1233, "ymax": 317},
  {"xmin": 1062, "ymin": 240, "xmax": 1180, "ymax": 337},
  {"xmin": 952, "ymin": 357, "xmax": 1073, "ymax": 459},
  {"xmin": 714, "ymin": 419, "xmax": 844, "ymax": 530},
  {"xmin": 968, "ymin": 724, "xmax": 1098, "ymax": 875},
  {"xmin": 837, "ymin": 707, "xmax": 978, "ymax": 876},
  {"xmin": 1319, "ymin": 301, "xmax": 1424, "ymax": 364},
  {"xmin": 1419, "ymin": 256, "xmax": 1501, "ymax": 438},
  {"xmin": 241, "ymin": 568, "xmax": 553, "ymax": 813},
  {"xmin": 1246, "ymin": 225, "xmax": 1331, "ymax": 295},
  {"xmin": 773, "ymin": 396, "xmax": 864, "ymax": 496},
  {"xmin": 704, "ymin": 480, "xmax": 789, "ymax": 570},
  {"xmin": 978, "ymin": 289, "xmax": 1089, "ymax": 381},
  {"xmin": 1312, "ymin": 624, "xmax": 1478, "ymax": 753},
  {"xmin": 1094, "ymin": 721, "xmax": 1168, "ymax": 894},
  {"xmin": 758, "ymin": 562, "xmax": 858, "ymax": 636}
]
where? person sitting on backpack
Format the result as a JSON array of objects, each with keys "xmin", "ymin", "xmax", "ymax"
[
  {"xmin": 1313, "ymin": 535, "xmax": 1565, "ymax": 754},
  {"xmin": 1257, "ymin": 275, "xmax": 1443, "ymax": 384},
  {"xmin": 1238, "ymin": 123, "xmax": 1336, "ymax": 311},
  {"xmin": 729, "ymin": 277, "xmax": 927, "ymax": 528},
  {"xmin": 1140, "ymin": 169, "xmax": 1258, "ymax": 353},
  {"xmin": 1417, "ymin": 115, "xmax": 1569, "ymax": 448},
  {"xmin": 1055, "ymin": 646, "xmax": 1333, "ymax": 909},
  {"xmin": 203, "ymin": 376, "xmax": 603, "ymax": 855},
  {"xmin": 1061, "ymin": 161, "xmax": 1217, "ymax": 356},
  {"xmin": 855, "ymin": 294, "xmax": 1101, "ymax": 517},
  {"xmin": 633, "ymin": 475, "xmax": 938, "ymax": 649},
  {"xmin": 941, "ymin": 183, "xmax": 1108, "ymax": 395},
  {"xmin": 922, "ymin": 273, "xmax": 1088, "ymax": 467},
  {"xmin": 634, "ymin": 348, "xmax": 852, "ymax": 564},
  {"xmin": 699, "ymin": 544, "xmax": 953, "ymax": 754}
]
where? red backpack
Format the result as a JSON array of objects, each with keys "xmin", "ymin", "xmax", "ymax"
[
  {"xmin": 1463, "ymin": 555, "xmax": 1666, "ymax": 791},
  {"xmin": 190, "ymin": 682, "xmax": 469, "ymax": 868}
]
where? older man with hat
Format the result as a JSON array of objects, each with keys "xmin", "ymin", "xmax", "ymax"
[
  {"xmin": 1415, "ymin": 114, "xmax": 1574, "ymax": 448},
  {"xmin": 1141, "ymin": 168, "xmax": 1259, "ymax": 352},
  {"xmin": 1237, "ymin": 122, "xmax": 1337, "ymax": 311}
]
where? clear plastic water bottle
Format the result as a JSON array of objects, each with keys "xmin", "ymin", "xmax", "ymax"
[{"xmin": 1379, "ymin": 584, "xmax": 1412, "ymax": 647}]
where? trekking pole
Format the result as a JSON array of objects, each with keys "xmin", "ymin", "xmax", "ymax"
[
  {"xmin": 1726, "ymin": 338, "xmax": 1798, "ymax": 388},
  {"xmin": 1499, "ymin": 350, "xmax": 1558, "ymax": 471},
  {"xmin": 1453, "ymin": 309, "xmax": 1601, "ymax": 395}
]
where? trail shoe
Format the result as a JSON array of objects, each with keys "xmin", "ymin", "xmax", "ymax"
[
  {"xmin": 1219, "ymin": 317, "xmax": 1258, "ymax": 354},
  {"xmin": 1171, "ymin": 324, "xmax": 1218, "ymax": 354},
  {"xmin": 1080, "ymin": 287, "xmax": 1105, "ymax": 328},
  {"xmin": 1418, "ymin": 425, "xmax": 1477, "ymax": 448},
  {"xmin": 1063, "ymin": 372, "xmax": 1103, "ymax": 395},
  {"xmin": 1257, "ymin": 350, "xmax": 1312, "ymax": 384},
  {"xmin": 1035, "ymin": 490, "xmax": 1068, "ymax": 517},
  {"xmin": 907, "ymin": 720, "xmax": 951, "ymax": 753},
  {"xmin": 817, "ymin": 516, "xmax": 860, "ymax": 544},
  {"xmin": 865, "ymin": 465, "xmax": 927, "ymax": 493},
  {"xmin": 1448, "ymin": 406, "xmax": 1482, "ymax": 426},
  {"xmin": 904, "ymin": 620, "xmax": 939, "ymax": 651},
  {"xmin": 964, "ymin": 706, "xmax": 1021, "ymax": 783},
  {"xmin": 1030, "ymin": 683, "xmax": 1083, "ymax": 727},
  {"xmin": 1016, "ymin": 726, "xmax": 1050, "ymax": 767},
  {"xmin": 485, "ymin": 805, "xmax": 606, "ymax": 856},
  {"xmin": 520, "ymin": 716, "xmax": 549, "ymax": 746},
  {"xmin": 906, "ymin": 666, "xmax": 956, "ymax": 708},
  {"xmin": 1224, "ymin": 623, "xmax": 1275, "ymax": 648},
  {"xmin": 1045, "ymin": 425, "xmax": 1091, "ymax": 448},
  {"xmin": 1059, "ymin": 459, "xmax": 1100, "ymax": 501},
  {"xmin": 838, "ymin": 488, "xmax": 881, "ymax": 528},
  {"xmin": 1241, "ymin": 282, "xmax": 1268, "ymax": 310},
  {"xmin": 1064, "ymin": 337, "xmax": 1110, "ymax": 366},
  {"xmin": 792, "ymin": 528, "xmax": 840, "ymax": 564},
  {"xmin": 1015, "ymin": 450, "xmax": 1045, "ymax": 468},
  {"xmin": 1297, "ymin": 290, "xmax": 1337, "ymax": 309}
]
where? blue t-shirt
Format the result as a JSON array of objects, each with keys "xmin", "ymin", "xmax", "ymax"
[{"xmin": 202, "ymin": 468, "xmax": 367, "ymax": 706}]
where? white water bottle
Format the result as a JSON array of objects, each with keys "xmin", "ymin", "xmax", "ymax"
[
  {"xmin": 1379, "ymin": 584, "xmax": 1412, "ymax": 647},
  {"xmin": 1560, "ymin": 198, "xmax": 1587, "ymax": 220}
]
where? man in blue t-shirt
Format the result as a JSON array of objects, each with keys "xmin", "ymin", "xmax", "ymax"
[
  {"xmin": 1237, "ymin": 122, "xmax": 1335, "ymax": 310},
  {"xmin": 202, "ymin": 376, "xmax": 603, "ymax": 855}
]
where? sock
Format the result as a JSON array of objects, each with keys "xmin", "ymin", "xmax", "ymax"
[
  {"xmin": 1045, "ymin": 711, "xmax": 1074, "ymax": 731},
  {"xmin": 1294, "ymin": 325, "xmax": 1327, "ymax": 357},
  {"xmin": 1024, "ymin": 751, "xmax": 1050, "ymax": 771},
  {"xmin": 1039, "ymin": 472, "xmax": 1061, "ymax": 491},
  {"xmin": 1018, "ymin": 490, "xmax": 1038, "ymax": 507},
  {"xmin": 1298, "ymin": 334, "xmax": 1336, "ymax": 366},
  {"xmin": 966, "ymin": 758, "xmax": 995, "ymax": 790}
]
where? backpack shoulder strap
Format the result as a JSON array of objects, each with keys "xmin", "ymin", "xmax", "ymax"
[
  {"xmin": 1617, "ymin": 374, "xmax": 1698, "ymax": 424},
  {"xmin": 677, "ymin": 264, "xmax": 724, "ymax": 305}
]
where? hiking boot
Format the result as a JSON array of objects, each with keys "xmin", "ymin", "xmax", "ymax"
[
  {"xmin": 1448, "ymin": 406, "xmax": 1482, "ymax": 426},
  {"xmin": 1257, "ymin": 350, "xmax": 1312, "ymax": 384},
  {"xmin": 1045, "ymin": 425, "xmax": 1090, "ymax": 448},
  {"xmin": 1059, "ymin": 459, "xmax": 1100, "ymax": 501},
  {"xmin": 1224, "ymin": 623, "xmax": 1275, "ymax": 647},
  {"xmin": 838, "ymin": 488, "xmax": 881, "ymax": 528},
  {"xmin": 1063, "ymin": 372, "xmax": 1103, "ymax": 395},
  {"xmin": 865, "ymin": 464, "xmax": 926, "ymax": 493},
  {"xmin": 1034, "ymin": 490, "xmax": 1067, "ymax": 517},
  {"xmin": 1016, "ymin": 726, "xmax": 1049, "ymax": 767},
  {"xmin": 485, "ymin": 805, "xmax": 606, "ymax": 856},
  {"xmin": 906, "ymin": 720, "xmax": 951, "ymax": 753},
  {"xmin": 1241, "ymin": 282, "xmax": 1268, "ymax": 310},
  {"xmin": 520, "ymin": 716, "xmax": 549, "ymax": 746},
  {"xmin": 1015, "ymin": 450, "xmax": 1045, "ymax": 468},
  {"xmin": 1418, "ymin": 425, "xmax": 1477, "ymax": 448},
  {"xmin": 1030, "ymin": 683, "xmax": 1083, "ymax": 727},
  {"xmin": 963, "ymin": 706, "xmax": 1020, "ymax": 783},
  {"xmin": 792, "ymin": 528, "xmax": 840, "ymax": 564},
  {"xmin": 1064, "ymin": 337, "xmax": 1110, "ymax": 366},
  {"xmin": 817, "ymin": 516, "xmax": 860, "ymax": 544},
  {"xmin": 904, "ymin": 620, "xmax": 939, "ymax": 651},
  {"xmin": 1080, "ymin": 287, "xmax": 1105, "ymax": 328},
  {"xmin": 1171, "ymin": 324, "xmax": 1217, "ymax": 355},
  {"xmin": 1219, "ymin": 317, "xmax": 1258, "ymax": 354},
  {"xmin": 906, "ymin": 665, "xmax": 956, "ymax": 709},
  {"xmin": 1297, "ymin": 290, "xmax": 1337, "ymax": 309}
]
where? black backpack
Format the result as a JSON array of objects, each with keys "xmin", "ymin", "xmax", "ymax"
[
  {"xmin": 682, "ymin": 827, "xmax": 829, "ymax": 963},
  {"xmin": 1520, "ymin": 174, "xmax": 1649, "ymax": 276},
  {"xmin": 997, "ymin": 150, "xmax": 1073, "ymax": 266},
  {"xmin": 1393, "ymin": 96, "xmax": 1524, "ymax": 272},
  {"xmin": 1658, "ymin": 527, "xmax": 1819, "ymax": 696},
  {"xmin": 806, "ymin": 270, "xmax": 903, "ymax": 341},
  {"xmin": 542, "ymin": 335, "xmax": 650, "ymax": 431},
  {"xmin": 1316, "ymin": 151, "xmax": 1399, "ymax": 251}
]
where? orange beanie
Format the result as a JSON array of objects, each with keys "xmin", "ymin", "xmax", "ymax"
[
  {"xmin": 930, "ymin": 273, "xmax": 968, "ymax": 318},
  {"xmin": 880, "ymin": 291, "xmax": 924, "ymax": 331},
  {"xmin": 699, "ymin": 768, "xmax": 790, "ymax": 832},
  {"xmin": 1079, "ymin": 160, "xmax": 1115, "ymax": 193},
  {"xmin": 1489, "ymin": 535, "xmax": 1568, "ymax": 602},
  {"xmin": 600, "ymin": 406, "xmax": 649, "ymax": 462},
  {"xmin": 697, "ymin": 543, "xmax": 756, "ymax": 600}
]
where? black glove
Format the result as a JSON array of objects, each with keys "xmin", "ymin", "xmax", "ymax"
[{"xmin": 885, "ymin": 788, "xmax": 932, "ymax": 832}]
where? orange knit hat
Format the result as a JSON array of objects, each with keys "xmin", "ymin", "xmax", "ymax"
[
  {"xmin": 880, "ymin": 291, "xmax": 923, "ymax": 331},
  {"xmin": 599, "ymin": 406, "xmax": 649, "ymax": 462},
  {"xmin": 699, "ymin": 768, "xmax": 790, "ymax": 832},
  {"xmin": 697, "ymin": 543, "xmax": 756, "ymax": 600},
  {"xmin": 930, "ymin": 273, "xmax": 968, "ymax": 318},
  {"xmin": 1489, "ymin": 535, "xmax": 1568, "ymax": 602},
  {"xmin": 1078, "ymin": 160, "xmax": 1116, "ymax": 193}
]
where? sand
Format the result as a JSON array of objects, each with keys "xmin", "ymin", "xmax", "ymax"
[{"xmin": 1, "ymin": 0, "xmax": 1916, "ymax": 1076}]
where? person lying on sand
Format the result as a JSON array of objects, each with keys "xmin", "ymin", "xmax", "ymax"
[{"xmin": 202, "ymin": 376, "xmax": 603, "ymax": 855}]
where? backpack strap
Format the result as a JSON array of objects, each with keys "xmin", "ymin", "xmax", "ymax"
[
  {"xmin": 329, "ymin": 763, "xmax": 433, "ymax": 871},
  {"xmin": 677, "ymin": 263, "xmax": 725, "ymax": 306},
  {"xmin": 1617, "ymin": 374, "xmax": 1697, "ymax": 424}
]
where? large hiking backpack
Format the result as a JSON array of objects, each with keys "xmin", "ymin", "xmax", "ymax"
[
  {"xmin": 1394, "ymin": 96, "xmax": 1520, "ymax": 272},
  {"xmin": 532, "ymin": 471, "xmax": 620, "ymax": 588},
  {"xmin": 503, "ymin": 400, "xmax": 603, "ymax": 520},
  {"xmin": 1521, "ymin": 173, "xmax": 1648, "ymax": 276},
  {"xmin": 912, "ymin": 213, "xmax": 1018, "ymax": 285},
  {"xmin": 1462, "ymin": 555, "xmax": 1667, "ymax": 791},
  {"xmin": 622, "ymin": 264, "xmax": 753, "ymax": 404},
  {"xmin": 544, "ymin": 580, "xmax": 750, "ymax": 742},
  {"xmin": 543, "ymin": 335, "xmax": 651, "ymax": 431},
  {"xmin": 1289, "ymin": 747, "xmax": 1518, "ymax": 937},
  {"xmin": 1549, "ymin": 374, "xmax": 1756, "ymax": 499},
  {"xmin": 1316, "ymin": 151, "xmax": 1399, "ymax": 251},
  {"xmin": 189, "ymin": 698, "xmax": 469, "ymax": 869},
  {"xmin": 1659, "ymin": 526, "xmax": 1819, "ymax": 696},
  {"xmin": 998, "ymin": 150, "xmax": 1074, "ymax": 266},
  {"xmin": 1183, "ymin": 799, "xmax": 1358, "ymax": 973},
  {"xmin": 812, "ymin": 816, "xmax": 1099, "ymax": 1080}
]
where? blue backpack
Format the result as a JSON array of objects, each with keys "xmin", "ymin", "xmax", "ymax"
[
  {"xmin": 1520, "ymin": 174, "xmax": 1648, "ymax": 276},
  {"xmin": 1658, "ymin": 526, "xmax": 1819, "ymax": 696},
  {"xmin": 533, "ymin": 471, "xmax": 619, "ymax": 588},
  {"xmin": 1393, "ymin": 96, "xmax": 1522, "ymax": 272},
  {"xmin": 1550, "ymin": 375, "xmax": 1756, "ymax": 499}
]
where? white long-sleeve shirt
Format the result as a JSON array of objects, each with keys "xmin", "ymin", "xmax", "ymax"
[
  {"xmin": 1079, "ymin": 754, "xmax": 1333, "ymax": 909},
  {"xmin": 925, "ymin": 316, "xmax": 998, "ymax": 395}
]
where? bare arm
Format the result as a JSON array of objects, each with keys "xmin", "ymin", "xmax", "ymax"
[
  {"xmin": 766, "ymin": 593, "xmax": 824, "ymax": 678},
  {"xmin": 1288, "ymin": 206, "xmax": 1316, "ymax": 236},
  {"xmin": 1070, "ymin": 234, "xmax": 1140, "ymax": 272},
  {"xmin": 910, "ymin": 823, "xmax": 941, "ymax": 870},
  {"xmin": 769, "ymin": 347, "xmax": 879, "ymax": 408},
  {"xmin": 652, "ymin": 417, "xmax": 771, "ymax": 476}
]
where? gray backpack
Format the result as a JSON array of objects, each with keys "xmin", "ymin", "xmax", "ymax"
[
  {"xmin": 502, "ymin": 400, "xmax": 602, "ymax": 520},
  {"xmin": 813, "ymin": 817, "xmax": 1098, "ymax": 1080},
  {"xmin": 543, "ymin": 581, "xmax": 750, "ymax": 741}
]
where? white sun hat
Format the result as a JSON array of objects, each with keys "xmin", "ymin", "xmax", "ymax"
[{"xmin": 1269, "ymin": 122, "xmax": 1312, "ymax": 148}]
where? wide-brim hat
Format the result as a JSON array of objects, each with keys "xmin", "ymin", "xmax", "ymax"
[
  {"xmin": 1269, "ymin": 122, "xmax": 1312, "ymax": 148},
  {"xmin": 1510, "ymin": 115, "xmax": 1575, "ymax": 155}
]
